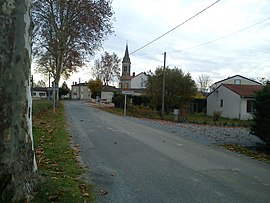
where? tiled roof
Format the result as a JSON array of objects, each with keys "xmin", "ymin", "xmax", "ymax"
[
  {"xmin": 102, "ymin": 85, "xmax": 119, "ymax": 92},
  {"xmin": 120, "ymin": 75, "xmax": 134, "ymax": 80},
  {"xmin": 223, "ymin": 84, "xmax": 263, "ymax": 97}
]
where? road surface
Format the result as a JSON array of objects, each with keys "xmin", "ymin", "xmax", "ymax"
[{"xmin": 65, "ymin": 101, "xmax": 270, "ymax": 203}]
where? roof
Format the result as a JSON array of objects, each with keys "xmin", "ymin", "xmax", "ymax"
[
  {"xmin": 212, "ymin": 75, "xmax": 261, "ymax": 86},
  {"xmin": 33, "ymin": 87, "xmax": 47, "ymax": 91},
  {"xmin": 122, "ymin": 44, "xmax": 131, "ymax": 64},
  {"xmin": 101, "ymin": 85, "xmax": 120, "ymax": 92},
  {"xmin": 72, "ymin": 83, "xmax": 88, "ymax": 87},
  {"xmin": 223, "ymin": 84, "xmax": 263, "ymax": 97},
  {"xmin": 120, "ymin": 75, "xmax": 134, "ymax": 80}
]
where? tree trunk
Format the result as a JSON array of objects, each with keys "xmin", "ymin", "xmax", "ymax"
[{"xmin": 0, "ymin": 1, "xmax": 37, "ymax": 202}]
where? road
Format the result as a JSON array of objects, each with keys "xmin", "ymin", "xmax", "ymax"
[{"xmin": 65, "ymin": 101, "xmax": 270, "ymax": 203}]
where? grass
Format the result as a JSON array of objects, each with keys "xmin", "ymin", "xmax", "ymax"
[
  {"xmin": 99, "ymin": 106, "xmax": 253, "ymax": 127},
  {"xmin": 220, "ymin": 143, "xmax": 270, "ymax": 164},
  {"xmin": 32, "ymin": 100, "xmax": 94, "ymax": 202}
]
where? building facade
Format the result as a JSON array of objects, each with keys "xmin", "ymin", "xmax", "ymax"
[{"xmin": 71, "ymin": 82, "xmax": 91, "ymax": 100}]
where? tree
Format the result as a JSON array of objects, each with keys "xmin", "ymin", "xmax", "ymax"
[
  {"xmin": 32, "ymin": 0, "xmax": 114, "ymax": 87},
  {"xmin": 59, "ymin": 81, "xmax": 70, "ymax": 99},
  {"xmin": 92, "ymin": 52, "xmax": 121, "ymax": 85},
  {"xmin": 88, "ymin": 79, "xmax": 103, "ymax": 98},
  {"xmin": 197, "ymin": 74, "xmax": 212, "ymax": 93},
  {"xmin": 147, "ymin": 67, "xmax": 197, "ymax": 112},
  {"xmin": 0, "ymin": 1, "xmax": 37, "ymax": 201},
  {"xmin": 251, "ymin": 86, "xmax": 270, "ymax": 145},
  {"xmin": 35, "ymin": 80, "xmax": 47, "ymax": 88}
]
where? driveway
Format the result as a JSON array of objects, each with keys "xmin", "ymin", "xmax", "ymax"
[{"xmin": 65, "ymin": 101, "xmax": 270, "ymax": 203}]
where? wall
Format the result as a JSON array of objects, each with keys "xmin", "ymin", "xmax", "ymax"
[
  {"xmin": 131, "ymin": 73, "xmax": 147, "ymax": 89},
  {"xmin": 207, "ymin": 85, "xmax": 241, "ymax": 119},
  {"xmin": 71, "ymin": 85, "xmax": 91, "ymax": 100},
  {"xmin": 101, "ymin": 91, "xmax": 114, "ymax": 103}
]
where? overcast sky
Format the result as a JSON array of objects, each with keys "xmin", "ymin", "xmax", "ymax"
[{"xmin": 34, "ymin": 0, "xmax": 270, "ymax": 87}]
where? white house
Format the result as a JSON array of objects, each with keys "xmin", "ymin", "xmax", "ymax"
[
  {"xmin": 33, "ymin": 87, "xmax": 48, "ymax": 99},
  {"xmin": 131, "ymin": 72, "xmax": 147, "ymax": 89},
  {"xmin": 101, "ymin": 86, "xmax": 120, "ymax": 103},
  {"xmin": 210, "ymin": 75, "xmax": 261, "ymax": 90},
  {"xmin": 71, "ymin": 82, "xmax": 91, "ymax": 100},
  {"xmin": 207, "ymin": 84, "xmax": 263, "ymax": 120}
]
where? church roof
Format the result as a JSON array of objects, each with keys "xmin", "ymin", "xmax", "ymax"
[
  {"xmin": 122, "ymin": 44, "xmax": 131, "ymax": 63},
  {"xmin": 120, "ymin": 75, "xmax": 134, "ymax": 80}
]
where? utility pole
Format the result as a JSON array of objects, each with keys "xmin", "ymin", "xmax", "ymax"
[
  {"xmin": 79, "ymin": 78, "xmax": 81, "ymax": 100},
  {"xmin": 161, "ymin": 52, "xmax": 166, "ymax": 119}
]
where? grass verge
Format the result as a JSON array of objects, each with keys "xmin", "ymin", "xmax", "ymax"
[
  {"xmin": 220, "ymin": 143, "xmax": 270, "ymax": 164},
  {"xmin": 32, "ymin": 100, "xmax": 94, "ymax": 202}
]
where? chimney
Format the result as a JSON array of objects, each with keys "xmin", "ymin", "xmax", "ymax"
[
  {"xmin": 133, "ymin": 72, "xmax": 135, "ymax": 77},
  {"xmin": 75, "ymin": 82, "xmax": 77, "ymax": 85}
]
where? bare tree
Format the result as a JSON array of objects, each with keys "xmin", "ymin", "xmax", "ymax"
[
  {"xmin": 92, "ymin": 52, "xmax": 121, "ymax": 85},
  {"xmin": 32, "ymin": 0, "xmax": 114, "ymax": 87},
  {"xmin": 197, "ymin": 74, "xmax": 212, "ymax": 93},
  {"xmin": 0, "ymin": 1, "xmax": 37, "ymax": 202}
]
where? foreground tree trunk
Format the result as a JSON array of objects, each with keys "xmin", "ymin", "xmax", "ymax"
[{"xmin": 0, "ymin": 0, "xmax": 37, "ymax": 202}]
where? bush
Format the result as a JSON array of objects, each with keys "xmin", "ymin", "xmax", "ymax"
[
  {"xmin": 251, "ymin": 86, "xmax": 270, "ymax": 145},
  {"xmin": 213, "ymin": 110, "xmax": 222, "ymax": 122}
]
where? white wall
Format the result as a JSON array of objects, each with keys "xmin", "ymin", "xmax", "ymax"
[
  {"xmin": 207, "ymin": 85, "xmax": 241, "ymax": 119},
  {"xmin": 131, "ymin": 73, "xmax": 147, "ymax": 89},
  {"xmin": 101, "ymin": 92, "xmax": 114, "ymax": 103},
  {"xmin": 33, "ymin": 91, "xmax": 47, "ymax": 99},
  {"xmin": 240, "ymin": 99, "xmax": 254, "ymax": 120},
  {"xmin": 71, "ymin": 85, "xmax": 91, "ymax": 100}
]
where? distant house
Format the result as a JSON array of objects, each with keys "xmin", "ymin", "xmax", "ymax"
[
  {"xmin": 210, "ymin": 75, "xmax": 261, "ymax": 90},
  {"xmin": 71, "ymin": 82, "xmax": 91, "ymax": 100},
  {"xmin": 131, "ymin": 72, "xmax": 147, "ymax": 89},
  {"xmin": 33, "ymin": 87, "xmax": 48, "ymax": 99},
  {"xmin": 207, "ymin": 84, "xmax": 263, "ymax": 120},
  {"xmin": 101, "ymin": 86, "xmax": 120, "ymax": 103}
]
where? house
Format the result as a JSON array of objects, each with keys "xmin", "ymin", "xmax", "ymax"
[
  {"xmin": 101, "ymin": 85, "xmax": 120, "ymax": 103},
  {"xmin": 71, "ymin": 82, "xmax": 91, "ymax": 100},
  {"xmin": 210, "ymin": 75, "xmax": 261, "ymax": 90},
  {"xmin": 207, "ymin": 84, "xmax": 263, "ymax": 120},
  {"xmin": 32, "ymin": 87, "xmax": 48, "ymax": 99},
  {"xmin": 131, "ymin": 72, "xmax": 147, "ymax": 89}
]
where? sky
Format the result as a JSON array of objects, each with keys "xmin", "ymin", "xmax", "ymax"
[{"xmin": 33, "ymin": 0, "xmax": 270, "ymax": 88}]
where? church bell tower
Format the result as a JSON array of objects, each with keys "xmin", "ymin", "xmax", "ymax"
[{"xmin": 122, "ymin": 44, "xmax": 131, "ymax": 76}]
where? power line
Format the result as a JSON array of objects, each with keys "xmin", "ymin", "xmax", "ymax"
[
  {"xmin": 130, "ymin": 0, "xmax": 220, "ymax": 55},
  {"xmin": 169, "ymin": 16, "xmax": 270, "ymax": 54}
]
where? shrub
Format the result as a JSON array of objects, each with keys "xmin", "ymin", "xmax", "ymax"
[
  {"xmin": 213, "ymin": 110, "xmax": 222, "ymax": 122},
  {"xmin": 251, "ymin": 86, "xmax": 270, "ymax": 145}
]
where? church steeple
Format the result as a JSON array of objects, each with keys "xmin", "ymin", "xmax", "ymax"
[{"xmin": 122, "ymin": 44, "xmax": 131, "ymax": 76}]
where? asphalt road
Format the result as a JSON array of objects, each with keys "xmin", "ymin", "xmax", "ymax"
[{"xmin": 64, "ymin": 101, "xmax": 270, "ymax": 203}]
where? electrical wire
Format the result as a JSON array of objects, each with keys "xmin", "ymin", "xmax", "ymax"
[
  {"xmin": 130, "ymin": 0, "xmax": 221, "ymax": 55},
  {"xmin": 169, "ymin": 16, "xmax": 270, "ymax": 54}
]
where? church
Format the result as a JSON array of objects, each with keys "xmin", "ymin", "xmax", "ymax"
[{"xmin": 119, "ymin": 44, "xmax": 147, "ymax": 90}]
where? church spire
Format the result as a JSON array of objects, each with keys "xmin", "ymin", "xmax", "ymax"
[{"xmin": 122, "ymin": 44, "xmax": 130, "ymax": 63}]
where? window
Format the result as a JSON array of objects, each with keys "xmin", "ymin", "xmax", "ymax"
[
  {"xmin": 220, "ymin": 99, "xmax": 223, "ymax": 107},
  {"xmin": 247, "ymin": 100, "xmax": 255, "ymax": 112},
  {"xmin": 39, "ymin": 92, "xmax": 45, "ymax": 96},
  {"xmin": 234, "ymin": 79, "xmax": 241, "ymax": 85},
  {"xmin": 124, "ymin": 66, "xmax": 127, "ymax": 71},
  {"xmin": 33, "ymin": 92, "xmax": 36, "ymax": 96}
]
